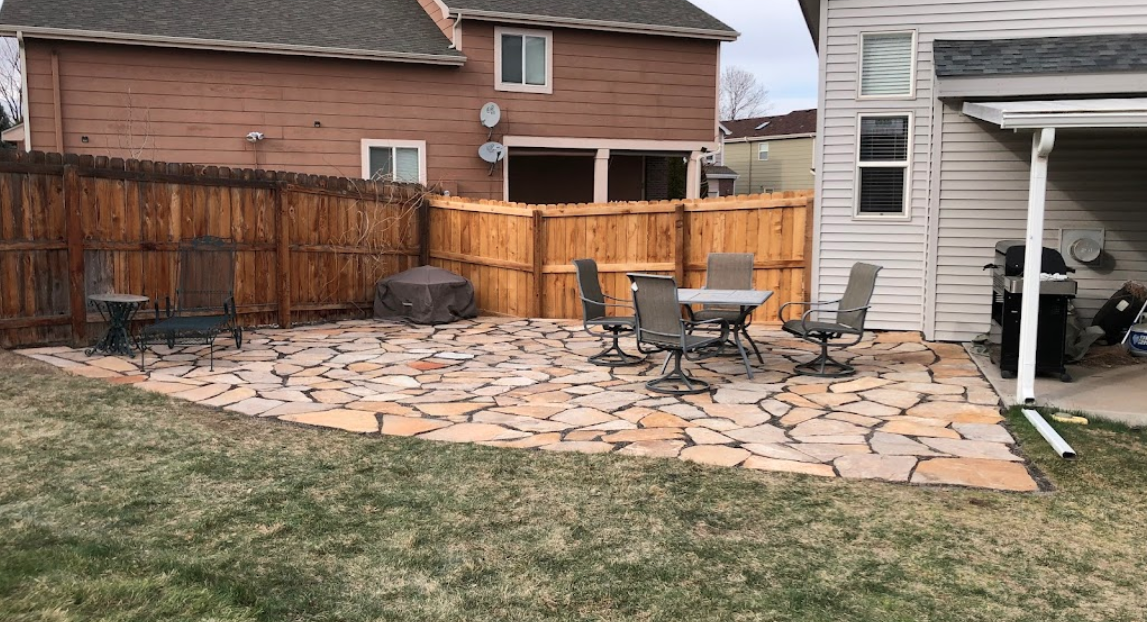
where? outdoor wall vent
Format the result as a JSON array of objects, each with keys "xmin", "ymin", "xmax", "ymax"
[{"xmin": 1060, "ymin": 229, "xmax": 1105, "ymax": 266}]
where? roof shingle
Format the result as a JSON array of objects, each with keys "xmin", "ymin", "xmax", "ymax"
[
  {"xmin": 722, "ymin": 109, "xmax": 817, "ymax": 140},
  {"xmin": 447, "ymin": 0, "xmax": 736, "ymax": 36},
  {"xmin": 0, "ymin": 0, "xmax": 463, "ymax": 59},
  {"xmin": 934, "ymin": 34, "xmax": 1147, "ymax": 78}
]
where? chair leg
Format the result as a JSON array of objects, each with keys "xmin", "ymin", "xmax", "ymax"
[
  {"xmin": 733, "ymin": 329, "xmax": 754, "ymax": 380},
  {"xmin": 742, "ymin": 327, "xmax": 765, "ymax": 364},
  {"xmin": 795, "ymin": 339, "xmax": 855, "ymax": 378},
  {"xmin": 645, "ymin": 350, "xmax": 711, "ymax": 396},
  {"xmin": 588, "ymin": 328, "xmax": 645, "ymax": 367}
]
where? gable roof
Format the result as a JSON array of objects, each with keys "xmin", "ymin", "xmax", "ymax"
[
  {"xmin": 445, "ymin": 0, "xmax": 738, "ymax": 40},
  {"xmin": 0, "ymin": 0, "xmax": 466, "ymax": 63},
  {"xmin": 935, "ymin": 34, "xmax": 1147, "ymax": 78},
  {"xmin": 722, "ymin": 109, "xmax": 818, "ymax": 141}
]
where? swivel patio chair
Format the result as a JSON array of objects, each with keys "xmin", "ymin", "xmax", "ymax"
[
  {"xmin": 140, "ymin": 236, "xmax": 243, "ymax": 371},
  {"xmin": 628, "ymin": 273, "xmax": 729, "ymax": 395},
  {"xmin": 573, "ymin": 258, "xmax": 645, "ymax": 367},
  {"xmin": 779, "ymin": 262, "xmax": 882, "ymax": 377},
  {"xmin": 688, "ymin": 253, "xmax": 764, "ymax": 364}
]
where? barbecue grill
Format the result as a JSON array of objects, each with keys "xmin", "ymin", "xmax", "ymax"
[{"xmin": 986, "ymin": 241, "xmax": 1077, "ymax": 382}]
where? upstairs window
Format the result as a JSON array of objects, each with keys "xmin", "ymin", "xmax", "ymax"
[
  {"xmin": 859, "ymin": 31, "xmax": 916, "ymax": 98},
  {"xmin": 496, "ymin": 27, "xmax": 552, "ymax": 94},
  {"xmin": 758, "ymin": 142, "xmax": 770, "ymax": 161},
  {"xmin": 855, "ymin": 114, "xmax": 911, "ymax": 218},
  {"xmin": 361, "ymin": 140, "xmax": 426, "ymax": 184}
]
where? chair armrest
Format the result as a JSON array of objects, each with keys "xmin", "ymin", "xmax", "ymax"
[
  {"xmin": 602, "ymin": 293, "xmax": 633, "ymax": 304},
  {"xmin": 778, "ymin": 299, "xmax": 840, "ymax": 323},
  {"xmin": 798, "ymin": 304, "xmax": 871, "ymax": 335}
]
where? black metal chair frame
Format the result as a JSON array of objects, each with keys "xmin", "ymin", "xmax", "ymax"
[
  {"xmin": 779, "ymin": 263, "xmax": 882, "ymax": 377},
  {"xmin": 140, "ymin": 237, "xmax": 243, "ymax": 371},
  {"xmin": 573, "ymin": 258, "xmax": 645, "ymax": 367},
  {"xmin": 629, "ymin": 273, "xmax": 729, "ymax": 395}
]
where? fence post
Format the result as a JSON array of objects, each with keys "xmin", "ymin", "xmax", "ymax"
[
  {"xmin": 418, "ymin": 197, "xmax": 431, "ymax": 267},
  {"xmin": 673, "ymin": 203, "xmax": 687, "ymax": 284},
  {"xmin": 275, "ymin": 182, "xmax": 292, "ymax": 329},
  {"xmin": 803, "ymin": 195, "xmax": 815, "ymax": 300},
  {"xmin": 532, "ymin": 209, "xmax": 545, "ymax": 318},
  {"xmin": 63, "ymin": 165, "xmax": 86, "ymax": 346}
]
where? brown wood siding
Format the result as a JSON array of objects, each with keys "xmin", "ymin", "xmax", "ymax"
[{"xmin": 24, "ymin": 25, "xmax": 718, "ymax": 200}]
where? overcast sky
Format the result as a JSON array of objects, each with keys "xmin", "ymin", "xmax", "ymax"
[{"xmin": 691, "ymin": 0, "xmax": 819, "ymax": 116}]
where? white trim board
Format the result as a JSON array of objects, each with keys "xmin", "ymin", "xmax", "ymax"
[
  {"xmin": 963, "ymin": 99, "xmax": 1147, "ymax": 130},
  {"xmin": 444, "ymin": 8, "xmax": 739, "ymax": 41},
  {"xmin": 360, "ymin": 139, "xmax": 428, "ymax": 185}
]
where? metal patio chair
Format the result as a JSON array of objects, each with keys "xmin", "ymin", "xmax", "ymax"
[
  {"xmin": 688, "ymin": 253, "xmax": 764, "ymax": 364},
  {"xmin": 140, "ymin": 236, "xmax": 243, "ymax": 371},
  {"xmin": 779, "ymin": 262, "xmax": 882, "ymax": 377},
  {"xmin": 628, "ymin": 273, "xmax": 729, "ymax": 395},
  {"xmin": 573, "ymin": 258, "xmax": 645, "ymax": 366}
]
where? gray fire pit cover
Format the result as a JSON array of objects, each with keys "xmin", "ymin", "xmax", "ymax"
[{"xmin": 374, "ymin": 266, "xmax": 478, "ymax": 325}]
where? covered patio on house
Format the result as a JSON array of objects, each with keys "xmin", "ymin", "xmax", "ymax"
[{"xmin": 960, "ymin": 98, "xmax": 1147, "ymax": 425}]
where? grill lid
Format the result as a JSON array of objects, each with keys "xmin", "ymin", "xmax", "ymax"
[{"xmin": 995, "ymin": 241, "xmax": 1070, "ymax": 276}]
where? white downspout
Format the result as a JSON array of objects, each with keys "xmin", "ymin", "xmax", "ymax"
[
  {"xmin": 17, "ymin": 31, "xmax": 31, "ymax": 152},
  {"xmin": 1016, "ymin": 127, "xmax": 1055, "ymax": 404}
]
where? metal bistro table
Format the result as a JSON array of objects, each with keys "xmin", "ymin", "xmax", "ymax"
[
  {"xmin": 87, "ymin": 293, "xmax": 150, "ymax": 357},
  {"xmin": 678, "ymin": 288, "xmax": 773, "ymax": 379}
]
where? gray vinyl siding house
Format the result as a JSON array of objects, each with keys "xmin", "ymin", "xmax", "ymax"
[{"xmin": 800, "ymin": 0, "xmax": 1147, "ymax": 341}]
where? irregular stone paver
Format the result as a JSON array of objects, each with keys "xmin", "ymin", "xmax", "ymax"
[
  {"xmin": 19, "ymin": 318, "xmax": 1037, "ymax": 491},
  {"xmin": 912, "ymin": 458, "xmax": 1038, "ymax": 492},
  {"xmin": 835, "ymin": 454, "xmax": 917, "ymax": 482}
]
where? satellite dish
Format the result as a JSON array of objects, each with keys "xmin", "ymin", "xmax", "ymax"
[
  {"xmin": 479, "ymin": 141, "xmax": 505, "ymax": 164},
  {"xmin": 480, "ymin": 102, "xmax": 502, "ymax": 129}
]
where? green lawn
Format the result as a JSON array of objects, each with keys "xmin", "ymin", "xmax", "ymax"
[{"xmin": 2, "ymin": 350, "xmax": 1146, "ymax": 622}]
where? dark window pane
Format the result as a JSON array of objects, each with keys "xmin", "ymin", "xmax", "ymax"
[
  {"xmin": 501, "ymin": 34, "xmax": 523, "ymax": 84},
  {"xmin": 858, "ymin": 167, "xmax": 906, "ymax": 213},
  {"xmin": 369, "ymin": 147, "xmax": 393, "ymax": 180},
  {"xmin": 859, "ymin": 116, "xmax": 909, "ymax": 162}
]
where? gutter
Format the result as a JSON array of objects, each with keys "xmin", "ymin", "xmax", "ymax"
[
  {"xmin": 0, "ymin": 26, "xmax": 468, "ymax": 66},
  {"xmin": 448, "ymin": 9, "xmax": 740, "ymax": 41},
  {"xmin": 723, "ymin": 132, "xmax": 817, "ymax": 144}
]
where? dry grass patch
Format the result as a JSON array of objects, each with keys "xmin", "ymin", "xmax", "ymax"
[{"xmin": 1, "ymin": 349, "xmax": 1146, "ymax": 621}]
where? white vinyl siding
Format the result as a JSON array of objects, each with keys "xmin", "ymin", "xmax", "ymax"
[
  {"xmin": 816, "ymin": 0, "xmax": 1147, "ymax": 337},
  {"xmin": 859, "ymin": 32, "xmax": 915, "ymax": 97}
]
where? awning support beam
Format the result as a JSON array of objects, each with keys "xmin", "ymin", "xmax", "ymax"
[{"xmin": 1017, "ymin": 127, "xmax": 1056, "ymax": 404}]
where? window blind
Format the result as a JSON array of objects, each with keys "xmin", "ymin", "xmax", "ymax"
[{"xmin": 861, "ymin": 33, "xmax": 914, "ymax": 97}]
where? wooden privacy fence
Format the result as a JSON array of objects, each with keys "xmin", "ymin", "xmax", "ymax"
[
  {"xmin": 428, "ymin": 192, "xmax": 815, "ymax": 323},
  {"xmin": 0, "ymin": 150, "xmax": 421, "ymax": 348}
]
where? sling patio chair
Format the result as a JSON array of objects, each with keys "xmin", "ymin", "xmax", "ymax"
[
  {"xmin": 628, "ymin": 273, "xmax": 729, "ymax": 395},
  {"xmin": 688, "ymin": 252, "xmax": 765, "ymax": 365},
  {"xmin": 140, "ymin": 236, "xmax": 243, "ymax": 371},
  {"xmin": 779, "ymin": 262, "xmax": 882, "ymax": 377},
  {"xmin": 573, "ymin": 258, "xmax": 645, "ymax": 366}
]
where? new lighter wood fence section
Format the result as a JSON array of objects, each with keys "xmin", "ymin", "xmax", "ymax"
[
  {"xmin": 430, "ymin": 192, "xmax": 814, "ymax": 323},
  {"xmin": 0, "ymin": 150, "xmax": 420, "ymax": 348}
]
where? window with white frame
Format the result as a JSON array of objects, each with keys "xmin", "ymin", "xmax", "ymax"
[
  {"xmin": 361, "ymin": 140, "xmax": 426, "ymax": 184},
  {"xmin": 859, "ymin": 31, "xmax": 915, "ymax": 98},
  {"xmin": 758, "ymin": 142, "xmax": 770, "ymax": 161},
  {"xmin": 496, "ymin": 27, "xmax": 552, "ymax": 94},
  {"xmin": 855, "ymin": 114, "xmax": 910, "ymax": 217}
]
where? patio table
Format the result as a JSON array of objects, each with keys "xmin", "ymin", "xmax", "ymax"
[
  {"xmin": 677, "ymin": 288, "xmax": 773, "ymax": 379},
  {"xmin": 86, "ymin": 293, "xmax": 149, "ymax": 358}
]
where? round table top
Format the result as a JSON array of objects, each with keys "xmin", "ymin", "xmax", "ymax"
[{"xmin": 89, "ymin": 293, "xmax": 150, "ymax": 304}]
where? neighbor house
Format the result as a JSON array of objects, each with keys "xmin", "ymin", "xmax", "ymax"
[
  {"xmin": 798, "ymin": 0, "xmax": 1147, "ymax": 339},
  {"xmin": 0, "ymin": 0, "xmax": 737, "ymax": 202},
  {"xmin": 722, "ymin": 108, "xmax": 817, "ymax": 195}
]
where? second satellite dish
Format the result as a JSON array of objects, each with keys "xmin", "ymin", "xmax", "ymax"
[
  {"xmin": 480, "ymin": 102, "xmax": 502, "ymax": 128},
  {"xmin": 479, "ymin": 142, "xmax": 506, "ymax": 164}
]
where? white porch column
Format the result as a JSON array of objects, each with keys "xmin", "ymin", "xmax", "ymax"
[
  {"xmin": 1017, "ymin": 127, "xmax": 1056, "ymax": 405},
  {"xmin": 686, "ymin": 151, "xmax": 702, "ymax": 199},
  {"xmin": 593, "ymin": 149, "xmax": 610, "ymax": 203}
]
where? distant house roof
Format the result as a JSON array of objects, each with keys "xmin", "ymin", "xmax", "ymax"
[
  {"xmin": 446, "ymin": 0, "xmax": 738, "ymax": 40},
  {"xmin": 935, "ymin": 34, "xmax": 1147, "ymax": 78},
  {"xmin": 0, "ymin": 0, "xmax": 466, "ymax": 63},
  {"xmin": 722, "ymin": 109, "xmax": 818, "ymax": 141},
  {"xmin": 704, "ymin": 164, "xmax": 739, "ymax": 179}
]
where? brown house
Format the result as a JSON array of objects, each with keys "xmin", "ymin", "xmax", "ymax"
[{"xmin": 0, "ymin": 0, "xmax": 737, "ymax": 201}]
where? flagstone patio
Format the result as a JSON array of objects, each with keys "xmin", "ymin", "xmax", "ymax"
[{"xmin": 16, "ymin": 318, "xmax": 1039, "ymax": 492}]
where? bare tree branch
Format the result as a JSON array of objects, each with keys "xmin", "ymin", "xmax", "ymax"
[
  {"xmin": 0, "ymin": 38, "xmax": 23, "ymax": 126},
  {"xmin": 720, "ymin": 66, "xmax": 769, "ymax": 121}
]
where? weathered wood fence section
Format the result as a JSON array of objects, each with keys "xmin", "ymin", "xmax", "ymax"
[
  {"xmin": 0, "ymin": 150, "xmax": 420, "ymax": 348},
  {"xmin": 429, "ymin": 191, "xmax": 815, "ymax": 322}
]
